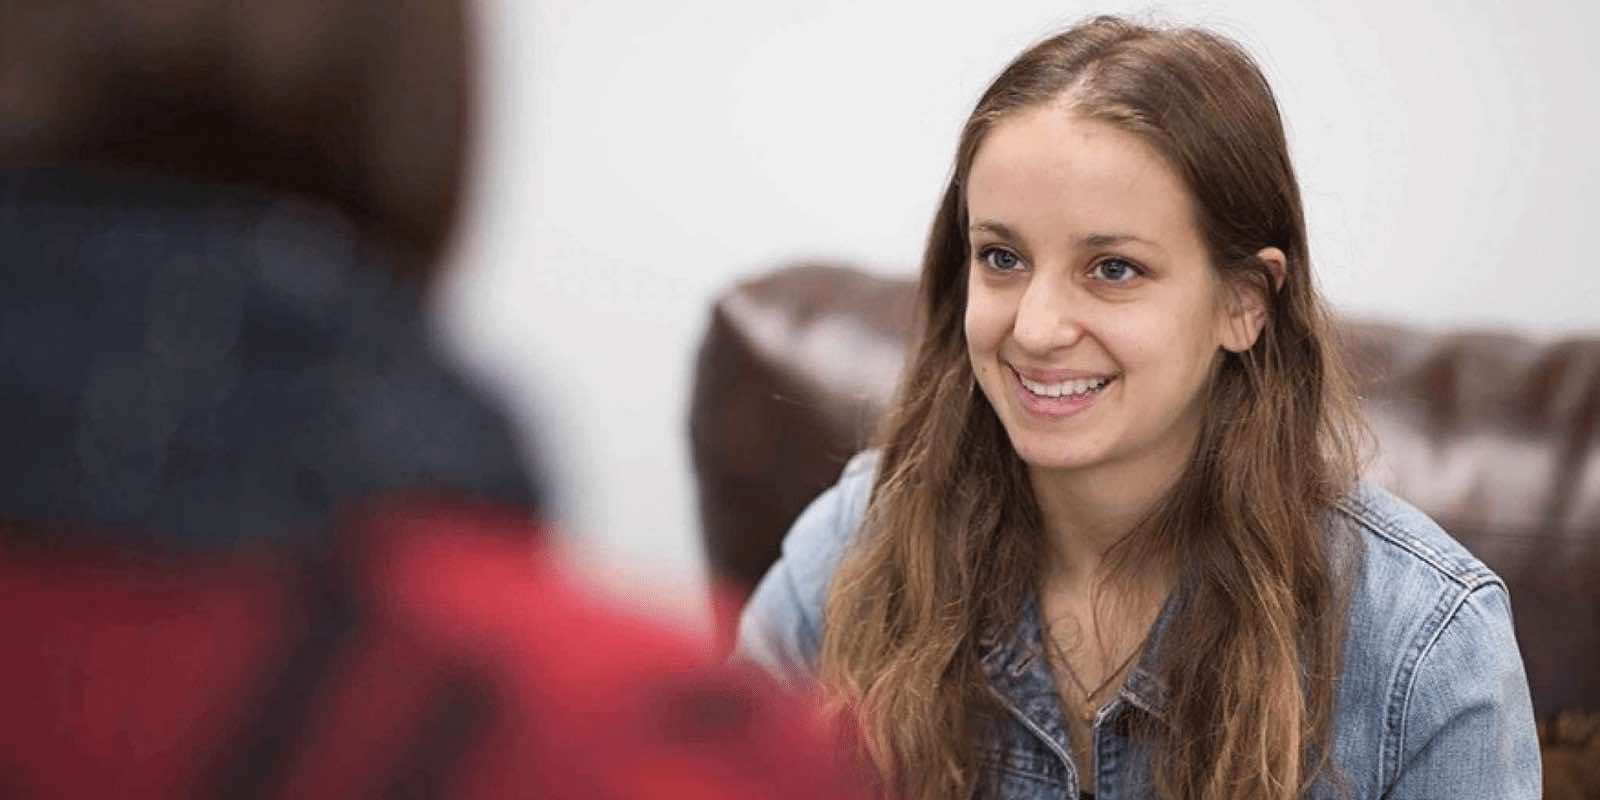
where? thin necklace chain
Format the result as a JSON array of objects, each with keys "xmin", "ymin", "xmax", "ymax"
[{"xmin": 1045, "ymin": 624, "xmax": 1150, "ymax": 721}]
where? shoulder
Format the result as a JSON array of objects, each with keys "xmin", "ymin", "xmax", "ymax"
[
  {"xmin": 1330, "ymin": 481, "xmax": 1500, "ymax": 591},
  {"xmin": 775, "ymin": 450, "xmax": 882, "ymax": 598},
  {"xmin": 1323, "ymin": 482, "xmax": 1537, "ymax": 793},
  {"xmin": 353, "ymin": 502, "xmax": 873, "ymax": 799},
  {"xmin": 1325, "ymin": 481, "xmax": 1513, "ymax": 680},
  {"xmin": 734, "ymin": 450, "xmax": 880, "ymax": 680}
]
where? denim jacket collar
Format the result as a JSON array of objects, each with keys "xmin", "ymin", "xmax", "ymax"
[{"xmin": 978, "ymin": 587, "xmax": 1179, "ymax": 737}]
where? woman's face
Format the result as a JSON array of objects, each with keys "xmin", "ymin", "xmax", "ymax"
[{"xmin": 964, "ymin": 106, "xmax": 1241, "ymax": 487}]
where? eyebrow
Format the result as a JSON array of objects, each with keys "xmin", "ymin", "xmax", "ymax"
[
  {"xmin": 969, "ymin": 220, "xmax": 1020, "ymax": 239},
  {"xmin": 1080, "ymin": 232, "xmax": 1160, "ymax": 251},
  {"xmin": 969, "ymin": 219, "xmax": 1163, "ymax": 253}
]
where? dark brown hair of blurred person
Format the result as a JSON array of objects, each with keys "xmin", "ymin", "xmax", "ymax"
[
  {"xmin": 818, "ymin": 16, "xmax": 1367, "ymax": 800},
  {"xmin": 0, "ymin": 0, "xmax": 471, "ymax": 281}
]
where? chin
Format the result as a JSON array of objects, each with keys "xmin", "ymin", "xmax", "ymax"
[{"xmin": 1005, "ymin": 433, "xmax": 1108, "ymax": 473}]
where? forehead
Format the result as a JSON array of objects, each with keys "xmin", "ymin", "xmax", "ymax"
[{"xmin": 965, "ymin": 107, "xmax": 1199, "ymax": 246}]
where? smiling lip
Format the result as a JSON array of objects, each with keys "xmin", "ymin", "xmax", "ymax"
[{"xmin": 1007, "ymin": 365, "xmax": 1116, "ymax": 419}]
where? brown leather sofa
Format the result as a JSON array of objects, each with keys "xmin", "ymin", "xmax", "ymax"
[{"xmin": 690, "ymin": 263, "xmax": 1600, "ymax": 795}]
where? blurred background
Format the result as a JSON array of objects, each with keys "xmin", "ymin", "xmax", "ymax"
[{"xmin": 437, "ymin": 0, "xmax": 1600, "ymax": 623}]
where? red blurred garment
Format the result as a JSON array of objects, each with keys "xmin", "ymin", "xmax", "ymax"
[{"xmin": 0, "ymin": 500, "xmax": 869, "ymax": 799}]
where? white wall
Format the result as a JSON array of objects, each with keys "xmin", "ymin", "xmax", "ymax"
[{"xmin": 438, "ymin": 0, "xmax": 1600, "ymax": 622}]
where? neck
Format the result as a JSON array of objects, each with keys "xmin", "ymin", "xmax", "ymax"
[{"xmin": 1029, "ymin": 439, "xmax": 1193, "ymax": 591}]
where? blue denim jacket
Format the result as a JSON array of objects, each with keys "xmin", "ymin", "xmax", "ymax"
[{"xmin": 736, "ymin": 451, "xmax": 1542, "ymax": 798}]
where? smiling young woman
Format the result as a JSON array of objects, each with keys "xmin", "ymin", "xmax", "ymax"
[{"xmin": 736, "ymin": 15, "xmax": 1540, "ymax": 800}]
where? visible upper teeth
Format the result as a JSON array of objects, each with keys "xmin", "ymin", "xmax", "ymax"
[{"xmin": 1020, "ymin": 375, "xmax": 1109, "ymax": 398}]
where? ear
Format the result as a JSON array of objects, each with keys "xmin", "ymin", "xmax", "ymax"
[{"xmin": 1217, "ymin": 246, "xmax": 1287, "ymax": 353}]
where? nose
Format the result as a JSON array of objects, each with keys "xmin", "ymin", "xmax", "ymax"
[{"xmin": 1011, "ymin": 270, "xmax": 1086, "ymax": 355}]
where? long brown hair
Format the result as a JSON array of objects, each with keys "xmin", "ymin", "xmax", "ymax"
[{"xmin": 819, "ymin": 16, "xmax": 1367, "ymax": 800}]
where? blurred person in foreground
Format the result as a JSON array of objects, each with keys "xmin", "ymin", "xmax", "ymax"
[{"xmin": 0, "ymin": 1, "xmax": 868, "ymax": 797}]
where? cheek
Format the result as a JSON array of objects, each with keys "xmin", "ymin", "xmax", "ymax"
[
  {"xmin": 1119, "ymin": 299, "xmax": 1224, "ymax": 388},
  {"xmin": 963, "ymin": 283, "xmax": 1011, "ymax": 358},
  {"xmin": 1104, "ymin": 306, "xmax": 1208, "ymax": 375}
]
